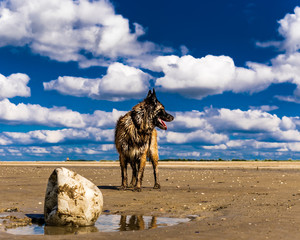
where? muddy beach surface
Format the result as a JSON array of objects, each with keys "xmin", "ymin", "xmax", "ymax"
[{"xmin": 0, "ymin": 161, "xmax": 300, "ymax": 239}]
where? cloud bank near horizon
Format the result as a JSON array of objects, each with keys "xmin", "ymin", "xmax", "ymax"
[{"xmin": 0, "ymin": 104, "xmax": 299, "ymax": 158}]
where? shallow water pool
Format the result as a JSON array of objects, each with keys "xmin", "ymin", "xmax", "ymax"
[{"xmin": 5, "ymin": 214, "xmax": 191, "ymax": 235}]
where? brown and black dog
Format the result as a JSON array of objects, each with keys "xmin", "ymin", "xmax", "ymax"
[{"xmin": 115, "ymin": 89, "xmax": 174, "ymax": 191}]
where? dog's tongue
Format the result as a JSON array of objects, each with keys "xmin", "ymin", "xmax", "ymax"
[{"xmin": 161, "ymin": 119, "xmax": 167, "ymax": 130}]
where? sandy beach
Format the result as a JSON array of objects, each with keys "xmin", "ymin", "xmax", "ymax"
[{"xmin": 1, "ymin": 161, "xmax": 300, "ymax": 239}]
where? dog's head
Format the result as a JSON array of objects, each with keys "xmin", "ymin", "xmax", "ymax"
[{"xmin": 145, "ymin": 89, "xmax": 174, "ymax": 130}]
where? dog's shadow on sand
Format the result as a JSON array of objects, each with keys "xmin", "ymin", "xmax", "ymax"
[
  {"xmin": 98, "ymin": 186, "xmax": 160, "ymax": 192},
  {"xmin": 97, "ymin": 185, "xmax": 119, "ymax": 190}
]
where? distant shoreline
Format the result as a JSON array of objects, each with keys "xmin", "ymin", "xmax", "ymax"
[
  {"xmin": 1, "ymin": 160, "xmax": 300, "ymax": 170},
  {"xmin": 1, "ymin": 158, "xmax": 300, "ymax": 162}
]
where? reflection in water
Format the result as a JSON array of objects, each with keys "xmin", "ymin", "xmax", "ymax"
[
  {"xmin": 119, "ymin": 215, "xmax": 157, "ymax": 231},
  {"xmin": 5, "ymin": 214, "xmax": 190, "ymax": 235},
  {"xmin": 44, "ymin": 225, "xmax": 98, "ymax": 235}
]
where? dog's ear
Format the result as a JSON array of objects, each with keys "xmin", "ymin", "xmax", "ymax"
[
  {"xmin": 152, "ymin": 88, "xmax": 156, "ymax": 98},
  {"xmin": 146, "ymin": 89, "xmax": 152, "ymax": 99},
  {"xmin": 145, "ymin": 89, "xmax": 157, "ymax": 105}
]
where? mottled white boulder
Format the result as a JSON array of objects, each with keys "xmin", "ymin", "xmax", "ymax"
[{"xmin": 44, "ymin": 167, "xmax": 103, "ymax": 227}]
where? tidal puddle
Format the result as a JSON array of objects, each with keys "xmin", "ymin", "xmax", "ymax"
[{"xmin": 4, "ymin": 214, "xmax": 191, "ymax": 235}]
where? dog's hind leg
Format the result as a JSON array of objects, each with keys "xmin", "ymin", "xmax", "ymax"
[
  {"xmin": 120, "ymin": 155, "xmax": 128, "ymax": 190},
  {"xmin": 149, "ymin": 130, "xmax": 160, "ymax": 189},
  {"xmin": 129, "ymin": 161, "xmax": 137, "ymax": 187}
]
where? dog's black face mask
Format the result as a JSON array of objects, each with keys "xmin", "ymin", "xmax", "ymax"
[
  {"xmin": 145, "ymin": 89, "xmax": 174, "ymax": 130},
  {"xmin": 154, "ymin": 108, "xmax": 174, "ymax": 130}
]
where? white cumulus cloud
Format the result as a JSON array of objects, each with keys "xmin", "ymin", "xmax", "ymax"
[
  {"xmin": 204, "ymin": 139, "xmax": 300, "ymax": 154},
  {"xmin": 153, "ymin": 7, "xmax": 300, "ymax": 101},
  {"xmin": 0, "ymin": 98, "xmax": 124, "ymax": 128},
  {"xmin": 0, "ymin": 73, "xmax": 30, "ymax": 99},
  {"xmin": 153, "ymin": 52, "xmax": 300, "ymax": 100},
  {"xmin": 256, "ymin": 6, "xmax": 300, "ymax": 52},
  {"xmin": 204, "ymin": 108, "xmax": 300, "ymax": 143},
  {"xmin": 0, "ymin": 0, "xmax": 164, "ymax": 67},
  {"xmin": 209, "ymin": 108, "xmax": 281, "ymax": 133},
  {"xmin": 0, "ymin": 98, "xmax": 85, "ymax": 127},
  {"xmin": 153, "ymin": 54, "xmax": 281, "ymax": 99},
  {"xmin": 278, "ymin": 6, "xmax": 300, "ymax": 52},
  {"xmin": 44, "ymin": 62, "xmax": 151, "ymax": 101},
  {"xmin": 166, "ymin": 107, "xmax": 300, "ymax": 145},
  {"xmin": 154, "ymin": 55, "xmax": 236, "ymax": 99},
  {"xmin": 158, "ymin": 129, "xmax": 228, "ymax": 145},
  {"xmin": 0, "ymin": 128, "xmax": 114, "ymax": 145}
]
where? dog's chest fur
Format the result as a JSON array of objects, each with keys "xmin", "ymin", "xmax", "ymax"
[{"xmin": 115, "ymin": 111, "xmax": 152, "ymax": 160}]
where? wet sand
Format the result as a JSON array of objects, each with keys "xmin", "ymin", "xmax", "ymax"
[{"xmin": 0, "ymin": 161, "xmax": 300, "ymax": 239}]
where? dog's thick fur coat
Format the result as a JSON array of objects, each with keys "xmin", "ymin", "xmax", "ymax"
[{"xmin": 115, "ymin": 89, "xmax": 174, "ymax": 191}]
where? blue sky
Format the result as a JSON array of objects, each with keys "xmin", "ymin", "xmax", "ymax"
[{"xmin": 0, "ymin": 0, "xmax": 300, "ymax": 161}]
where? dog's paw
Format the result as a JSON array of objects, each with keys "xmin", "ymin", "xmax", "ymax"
[
  {"xmin": 153, "ymin": 183, "xmax": 161, "ymax": 189},
  {"xmin": 120, "ymin": 185, "xmax": 127, "ymax": 191},
  {"xmin": 133, "ymin": 187, "xmax": 142, "ymax": 192}
]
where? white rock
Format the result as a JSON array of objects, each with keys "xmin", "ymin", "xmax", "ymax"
[{"xmin": 44, "ymin": 167, "xmax": 103, "ymax": 227}]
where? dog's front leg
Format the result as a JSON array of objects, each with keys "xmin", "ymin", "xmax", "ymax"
[
  {"xmin": 151, "ymin": 158, "xmax": 160, "ymax": 189},
  {"xmin": 149, "ymin": 148, "xmax": 160, "ymax": 189},
  {"xmin": 149, "ymin": 130, "xmax": 160, "ymax": 189},
  {"xmin": 134, "ymin": 152, "xmax": 147, "ymax": 192},
  {"xmin": 120, "ymin": 155, "xmax": 128, "ymax": 190}
]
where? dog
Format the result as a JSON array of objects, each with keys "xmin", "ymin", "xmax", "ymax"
[{"xmin": 115, "ymin": 89, "xmax": 174, "ymax": 191}]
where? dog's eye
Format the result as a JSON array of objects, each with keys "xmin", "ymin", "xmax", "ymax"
[{"xmin": 158, "ymin": 109, "xmax": 164, "ymax": 115}]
